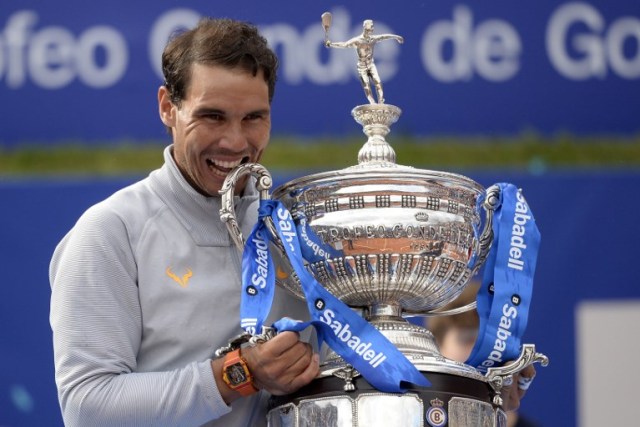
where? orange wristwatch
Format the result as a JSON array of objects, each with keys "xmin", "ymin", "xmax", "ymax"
[{"xmin": 221, "ymin": 349, "xmax": 259, "ymax": 396}]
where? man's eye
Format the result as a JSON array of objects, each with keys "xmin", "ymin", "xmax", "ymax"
[
  {"xmin": 245, "ymin": 113, "xmax": 264, "ymax": 121},
  {"xmin": 198, "ymin": 111, "xmax": 224, "ymax": 121}
]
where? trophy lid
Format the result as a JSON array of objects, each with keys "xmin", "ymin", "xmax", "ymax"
[
  {"xmin": 273, "ymin": 103, "xmax": 483, "ymax": 200},
  {"xmin": 272, "ymin": 103, "xmax": 484, "ymax": 211},
  {"xmin": 273, "ymin": 162, "xmax": 484, "ymax": 199}
]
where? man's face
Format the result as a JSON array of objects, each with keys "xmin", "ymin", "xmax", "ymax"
[{"xmin": 158, "ymin": 63, "xmax": 271, "ymax": 196}]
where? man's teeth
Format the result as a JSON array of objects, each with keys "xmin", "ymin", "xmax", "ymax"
[{"xmin": 207, "ymin": 158, "xmax": 243, "ymax": 170}]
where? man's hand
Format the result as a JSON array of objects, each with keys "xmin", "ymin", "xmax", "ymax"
[
  {"xmin": 213, "ymin": 331, "xmax": 319, "ymax": 404},
  {"xmin": 501, "ymin": 363, "xmax": 536, "ymax": 411},
  {"xmin": 243, "ymin": 331, "xmax": 319, "ymax": 396}
]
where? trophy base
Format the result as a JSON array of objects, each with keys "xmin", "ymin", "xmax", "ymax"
[
  {"xmin": 267, "ymin": 314, "xmax": 508, "ymax": 426},
  {"xmin": 267, "ymin": 372, "xmax": 507, "ymax": 427}
]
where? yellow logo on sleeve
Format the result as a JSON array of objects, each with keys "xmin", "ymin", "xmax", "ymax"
[{"xmin": 166, "ymin": 267, "xmax": 193, "ymax": 288}]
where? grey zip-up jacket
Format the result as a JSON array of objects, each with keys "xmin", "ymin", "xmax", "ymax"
[{"xmin": 50, "ymin": 146, "xmax": 308, "ymax": 426}]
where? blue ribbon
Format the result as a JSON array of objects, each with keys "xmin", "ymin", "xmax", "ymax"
[
  {"xmin": 240, "ymin": 209, "xmax": 276, "ymax": 334},
  {"xmin": 241, "ymin": 199, "xmax": 430, "ymax": 392},
  {"xmin": 466, "ymin": 183, "xmax": 541, "ymax": 373},
  {"xmin": 293, "ymin": 209, "xmax": 342, "ymax": 263}
]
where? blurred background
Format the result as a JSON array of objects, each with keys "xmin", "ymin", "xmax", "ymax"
[{"xmin": 1, "ymin": 1, "xmax": 639, "ymax": 426}]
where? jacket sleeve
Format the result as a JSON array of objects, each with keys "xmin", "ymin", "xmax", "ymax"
[{"xmin": 49, "ymin": 205, "xmax": 231, "ymax": 426}]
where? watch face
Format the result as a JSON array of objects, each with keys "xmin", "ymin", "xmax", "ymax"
[{"xmin": 227, "ymin": 362, "xmax": 248, "ymax": 385}]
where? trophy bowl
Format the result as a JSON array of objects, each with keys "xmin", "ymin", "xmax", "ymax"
[{"xmin": 270, "ymin": 165, "xmax": 491, "ymax": 314}]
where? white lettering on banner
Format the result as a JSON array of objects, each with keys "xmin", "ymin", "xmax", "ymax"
[
  {"xmin": 508, "ymin": 190, "xmax": 531, "ymax": 271},
  {"xmin": 420, "ymin": 5, "xmax": 522, "ymax": 82},
  {"xmin": 3, "ymin": 11, "xmax": 38, "ymax": 87},
  {"xmin": 241, "ymin": 318, "xmax": 258, "ymax": 335},
  {"xmin": 0, "ymin": 10, "xmax": 128, "ymax": 88},
  {"xmin": 2, "ymin": 4, "xmax": 638, "ymax": 92},
  {"xmin": 276, "ymin": 207, "xmax": 298, "ymax": 253},
  {"xmin": 320, "ymin": 309, "xmax": 387, "ymax": 368},
  {"xmin": 547, "ymin": 2, "xmax": 640, "ymax": 80},
  {"xmin": 480, "ymin": 303, "xmax": 518, "ymax": 369},
  {"xmin": 149, "ymin": 7, "xmax": 401, "ymax": 86},
  {"xmin": 261, "ymin": 7, "xmax": 401, "ymax": 86},
  {"xmin": 261, "ymin": 9, "xmax": 350, "ymax": 85},
  {"xmin": 28, "ymin": 26, "xmax": 75, "ymax": 88},
  {"xmin": 299, "ymin": 218, "xmax": 332, "ymax": 260},
  {"xmin": 251, "ymin": 230, "xmax": 269, "ymax": 289},
  {"xmin": 76, "ymin": 26, "xmax": 128, "ymax": 88}
]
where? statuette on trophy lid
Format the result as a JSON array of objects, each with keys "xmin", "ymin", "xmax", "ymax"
[
  {"xmin": 322, "ymin": 12, "xmax": 404, "ymax": 105},
  {"xmin": 323, "ymin": 12, "xmax": 404, "ymax": 165}
]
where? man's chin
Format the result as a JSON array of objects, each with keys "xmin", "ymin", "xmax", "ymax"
[
  {"xmin": 199, "ymin": 172, "xmax": 227, "ymax": 196},
  {"xmin": 198, "ymin": 170, "xmax": 250, "ymax": 197}
]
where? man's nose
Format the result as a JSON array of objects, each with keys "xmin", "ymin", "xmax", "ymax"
[{"xmin": 218, "ymin": 121, "xmax": 248, "ymax": 151}]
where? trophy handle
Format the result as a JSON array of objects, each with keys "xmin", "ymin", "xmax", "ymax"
[
  {"xmin": 484, "ymin": 343, "xmax": 549, "ymax": 405},
  {"xmin": 409, "ymin": 300, "xmax": 477, "ymax": 318},
  {"xmin": 219, "ymin": 163, "xmax": 308, "ymax": 301},
  {"xmin": 404, "ymin": 185, "xmax": 500, "ymax": 319},
  {"xmin": 470, "ymin": 184, "xmax": 501, "ymax": 275},
  {"xmin": 219, "ymin": 163, "xmax": 277, "ymax": 252}
]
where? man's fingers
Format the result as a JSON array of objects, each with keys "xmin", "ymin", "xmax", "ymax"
[
  {"xmin": 516, "ymin": 364, "xmax": 536, "ymax": 398},
  {"xmin": 289, "ymin": 353, "xmax": 320, "ymax": 390},
  {"xmin": 271, "ymin": 353, "xmax": 320, "ymax": 396},
  {"xmin": 261, "ymin": 331, "xmax": 300, "ymax": 357},
  {"xmin": 496, "ymin": 361, "xmax": 538, "ymax": 411},
  {"xmin": 244, "ymin": 332, "xmax": 318, "ymax": 396},
  {"xmin": 519, "ymin": 364, "xmax": 536, "ymax": 379}
]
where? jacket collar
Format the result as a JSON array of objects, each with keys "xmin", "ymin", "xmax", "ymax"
[{"xmin": 149, "ymin": 145, "xmax": 259, "ymax": 247}]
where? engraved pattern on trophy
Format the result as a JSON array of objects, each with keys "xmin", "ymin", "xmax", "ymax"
[
  {"xmin": 299, "ymin": 399, "xmax": 339, "ymax": 426},
  {"xmin": 273, "ymin": 173, "xmax": 485, "ymax": 313},
  {"xmin": 219, "ymin": 12, "xmax": 548, "ymax": 427},
  {"xmin": 448, "ymin": 397, "xmax": 496, "ymax": 427}
]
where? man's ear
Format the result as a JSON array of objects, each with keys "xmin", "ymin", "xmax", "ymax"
[{"xmin": 158, "ymin": 86, "xmax": 176, "ymax": 128}]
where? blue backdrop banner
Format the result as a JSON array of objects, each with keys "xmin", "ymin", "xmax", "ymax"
[{"xmin": 1, "ymin": 0, "xmax": 639, "ymax": 145}]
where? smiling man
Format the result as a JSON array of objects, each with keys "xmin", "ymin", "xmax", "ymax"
[
  {"xmin": 159, "ymin": 62, "xmax": 271, "ymax": 196},
  {"xmin": 50, "ymin": 18, "xmax": 318, "ymax": 427}
]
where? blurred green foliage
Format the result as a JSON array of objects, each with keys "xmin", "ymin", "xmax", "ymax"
[{"xmin": 1, "ymin": 133, "xmax": 639, "ymax": 176}]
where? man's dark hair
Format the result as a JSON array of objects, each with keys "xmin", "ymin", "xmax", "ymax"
[{"xmin": 162, "ymin": 18, "xmax": 278, "ymax": 106}]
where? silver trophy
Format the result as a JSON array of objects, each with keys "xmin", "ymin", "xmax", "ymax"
[{"xmin": 220, "ymin": 13, "xmax": 548, "ymax": 427}]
